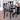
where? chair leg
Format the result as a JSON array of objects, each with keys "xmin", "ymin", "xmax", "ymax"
[
  {"xmin": 12, "ymin": 13, "xmax": 15, "ymax": 17},
  {"xmin": 15, "ymin": 14, "xmax": 17, "ymax": 18},
  {"xmin": 16, "ymin": 15, "xmax": 17, "ymax": 17},
  {"xmin": 12, "ymin": 15, "xmax": 14, "ymax": 17},
  {"xmin": 19, "ymin": 14, "xmax": 20, "ymax": 17}
]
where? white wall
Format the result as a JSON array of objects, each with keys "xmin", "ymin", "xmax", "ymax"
[
  {"xmin": 3, "ymin": 0, "xmax": 17, "ymax": 3},
  {"xmin": 3, "ymin": 0, "xmax": 13, "ymax": 3},
  {"xmin": 0, "ymin": 0, "xmax": 3, "ymax": 11},
  {"xmin": 0, "ymin": 0, "xmax": 18, "ymax": 11},
  {"xmin": 0, "ymin": 0, "xmax": 17, "ymax": 11}
]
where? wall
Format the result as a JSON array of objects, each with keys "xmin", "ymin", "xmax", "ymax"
[
  {"xmin": 0, "ymin": 0, "xmax": 20, "ymax": 11},
  {"xmin": 3, "ymin": 0, "xmax": 17, "ymax": 3},
  {"xmin": 0, "ymin": 0, "xmax": 3, "ymax": 11}
]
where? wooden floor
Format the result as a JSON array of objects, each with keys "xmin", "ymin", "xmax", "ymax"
[
  {"xmin": 0, "ymin": 10, "xmax": 9, "ymax": 20},
  {"xmin": 0, "ymin": 10, "xmax": 20, "ymax": 20},
  {"xmin": 0, "ymin": 10, "xmax": 4, "ymax": 20}
]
